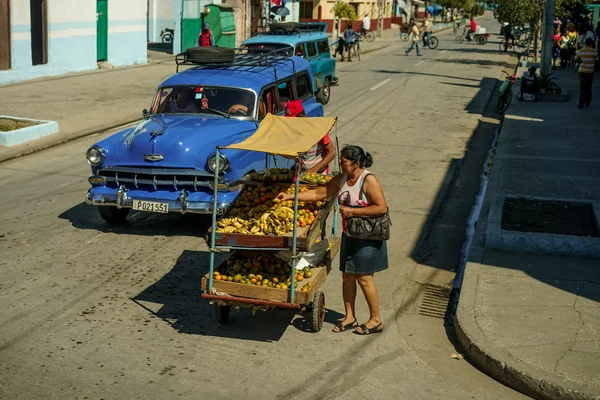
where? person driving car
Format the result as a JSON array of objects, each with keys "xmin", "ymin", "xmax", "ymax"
[
  {"xmin": 228, "ymin": 91, "xmax": 256, "ymax": 116},
  {"xmin": 167, "ymin": 88, "xmax": 199, "ymax": 113}
]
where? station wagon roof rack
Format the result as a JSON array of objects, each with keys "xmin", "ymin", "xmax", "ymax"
[
  {"xmin": 175, "ymin": 47, "xmax": 297, "ymax": 80},
  {"xmin": 260, "ymin": 22, "xmax": 328, "ymax": 35}
]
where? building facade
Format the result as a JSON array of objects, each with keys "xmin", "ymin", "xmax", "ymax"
[
  {"xmin": 0, "ymin": 0, "xmax": 147, "ymax": 85},
  {"xmin": 148, "ymin": 0, "xmax": 175, "ymax": 43},
  {"xmin": 298, "ymin": 0, "xmax": 397, "ymax": 32}
]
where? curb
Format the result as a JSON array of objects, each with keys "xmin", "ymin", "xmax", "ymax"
[
  {"xmin": 0, "ymin": 116, "xmax": 140, "ymax": 164},
  {"xmin": 454, "ymin": 271, "xmax": 600, "ymax": 400}
]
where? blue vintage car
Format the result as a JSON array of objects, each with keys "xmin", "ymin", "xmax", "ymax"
[
  {"xmin": 85, "ymin": 51, "xmax": 324, "ymax": 223},
  {"xmin": 241, "ymin": 22, "xmax": 337, "ymax": 105}
]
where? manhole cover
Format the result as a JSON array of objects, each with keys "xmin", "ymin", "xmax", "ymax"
[
  {"xmin": 502, "ymin": 197, "xmax": 599, "ymax": 237},
  {"xmin": 417, "ymin": 285, "xmax": 451, "ymax": 320}
]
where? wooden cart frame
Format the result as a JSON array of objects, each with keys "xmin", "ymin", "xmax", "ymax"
[{"xmin": 203, "ymin": 114, "xmax": 339, "ymax": 332}]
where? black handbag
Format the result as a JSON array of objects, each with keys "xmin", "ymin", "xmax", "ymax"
[{"xmin": 346, "ymin": 209, "xmax": 391, "ymax": 241}]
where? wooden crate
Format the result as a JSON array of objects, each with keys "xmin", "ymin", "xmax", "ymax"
[
  {"xmin": 210, "ymin": 184, "xmax": 336, "ymax": 251},
  {"xmin": 201, "ymin": 237, "xmax": 340, "ymax": 305}
]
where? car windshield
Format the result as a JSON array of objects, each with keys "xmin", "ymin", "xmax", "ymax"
[
  {"xmin": 242, "ymin": 43, "xmax": 293, "ymax": 55},
  {"xmin": 151, "ymin": 86, "xmax": 256, "ymax": 118}
]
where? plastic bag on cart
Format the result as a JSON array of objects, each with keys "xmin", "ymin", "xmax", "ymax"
[{"xmin": 276, "ymin": 238, "xmax": 330, "ymax": 270}]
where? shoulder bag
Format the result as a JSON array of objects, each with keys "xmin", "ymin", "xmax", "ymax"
[{"xmin": 344, "ymin": 173, "xmax": 391, "ymax": 241}]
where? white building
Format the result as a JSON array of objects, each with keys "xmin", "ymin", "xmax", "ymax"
[
  {"xmin": 0, "ymin": 0, "xmax": 148, "ymax": 85},
  {"xmin": 148, "ymin": 0, "xmax": 174, "ymax": 43}
]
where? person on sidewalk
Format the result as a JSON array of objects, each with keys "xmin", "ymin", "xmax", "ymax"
[
  {"xmin": 558, "ymin": 30, "xmax": 573, "ymax": 69},
  {"xmin": 361, "ymin": 13, "xmax": 370, "ymax": 36},
  {"xmin": 503, "ymin": 22, "xmax": 515, "ymax": 51},
  {"xmin": 552, "ymin": 27, "xmax": 561, "ymax": 68},
  {"xmin": 576, "ymin": 38, "xmax": 596, "ymax": 109},
  {"xmin": 519, "ymin": 66, "xmax": 540, "ymax": 102},
  {"xmin": 466, "ymin": 17, "xmax": 476, "ymax": 42},
  {"xmin": 405, "ymin": 21, "xmax": 422, "ymax": 56},
  {"xmin": 197, "ymin": 23, "xmax": 215, "ymax": 47},
  {"xmin": 276, "ymin": 145, "xmax": 388, "ymax": 336},
  {"xmin": 421, "ymin": 13, "xmax": 432, "ymax": 48}
]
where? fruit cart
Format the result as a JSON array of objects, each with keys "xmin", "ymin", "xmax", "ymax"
[{"xmin": 202, "ymin": 113, "xmax": 340, "ymax": 332}]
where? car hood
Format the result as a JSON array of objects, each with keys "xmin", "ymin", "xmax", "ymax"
[{"xmin": 116, "ymin": 115, "xmax": 257, "ymax": 169}]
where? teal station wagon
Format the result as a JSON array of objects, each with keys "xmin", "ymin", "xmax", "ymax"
[{"xmin": 241, "ymin": 22, "xmax": 337, "ymax": 105}]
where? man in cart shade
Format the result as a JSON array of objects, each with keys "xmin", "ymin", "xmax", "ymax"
[{"xmin": 285, "ymin": 100, "xmax": 335, "ymax": 174}]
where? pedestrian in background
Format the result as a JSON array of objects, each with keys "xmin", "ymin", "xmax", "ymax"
[
  {"xmin": 405, "ymin": 21, "xmax": 422, "ymax": 56},
  {"xmin": 576, "ymin": 38, "xmax": 596, "ymax": 109},
  {"xmin": 421, "ymin": 13, "xmax": 432, "ymax": 48},
  {"xmin": 198, "ymin": 22, "xmax": 215, "ymax": 47},
  {"xmin": 276, "ymin": 145, "xmax": 388, "ymax": 335}
]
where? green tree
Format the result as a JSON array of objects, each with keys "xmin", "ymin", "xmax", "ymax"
[
  {"xmin": 484, "ymin": 0, "xmax": 542, "ymax": 26},
  {"xmin": 556, "ymin": 0, "xmax": 590, "ymax": 20},
  {"xmin": 332, "ymin": 2, "xmax": 358, "ymax": 21}
]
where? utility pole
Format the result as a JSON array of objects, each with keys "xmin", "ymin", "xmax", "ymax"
[
  {"xmin": 540, "ymin": 0, "xmax": 555, "ymax": 77},
  {"xmin": 377, "ymin": 0, "xmax": 384, "ymax": 37}
]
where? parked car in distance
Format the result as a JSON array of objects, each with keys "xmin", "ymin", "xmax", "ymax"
[
  {"xmin": 241, "ymin": 22, "xmax": 337, "ymax": 105},
  {"xmin": 85, "ymin": 48, "xmax": 324, "ymax": 224}
]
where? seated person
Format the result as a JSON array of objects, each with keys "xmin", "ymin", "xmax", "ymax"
[
  {"xmin": 286, "ymin": 100, "xmax": 335, "ymax": 174},
  {"xmin": 519, "ymin": 66, "xmax": 540, "ymax": 102},
  {"xmin": 295, "ymin": 44, "xmax": 305, "ymax": 57},
  {"xmin": 167, "ymin": 88, "xmax": 199, "ymax": 113}
]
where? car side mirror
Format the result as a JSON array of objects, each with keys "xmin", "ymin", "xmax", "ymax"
[{"xmin": 143, "ymin": 109, "xmax": 150, "ymax": 118}]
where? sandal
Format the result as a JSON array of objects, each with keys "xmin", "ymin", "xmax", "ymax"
[
  {"xmin": 353, "ymin": 322, "xmax": 383, "ymax": 335},
  {"xmin": 332, "ymin": 319, "xmax": 358, "ymax": 333}
]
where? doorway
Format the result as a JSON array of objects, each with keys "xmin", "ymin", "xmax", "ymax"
[
  {"xmin": 96, "ymin": 0, "xmax": 108, "ymax": 61},
  {"xmin": 30, "ymin": 0, "xmax": 48, "ymax": 65},
  {"xmin": 0, "ymin": 0, "xmax": 10, "ymax": 70}
]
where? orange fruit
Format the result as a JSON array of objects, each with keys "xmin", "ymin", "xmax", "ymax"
[
  {"xmin": 272, "ymin": 277, "xmax": 279, "ymax": 283},
  {"xmin": 250, "ymin": 278, "xmax": 258, "ymax": 284}
]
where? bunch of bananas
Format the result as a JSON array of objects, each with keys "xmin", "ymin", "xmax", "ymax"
[
  {"xmin": 216, "ymin": 207, "xmax": 296, "ymax": 236},
  {"xmin": 216, "ymin": 217, "xmax": 251, "ymax": 234}
]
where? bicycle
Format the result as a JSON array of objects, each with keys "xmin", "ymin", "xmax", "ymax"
[
  {"xmin": 359, "ymin": 29, "xmax": 375, "ymax": 42},
  {"xmin": 422, "ymin": 34, "xmax": 439, "ymax": 49},
  {"xmin": 348, "ymin": 38, "xmax": 362, "ymax": 61},
  {"xmin": 499, "ymin": 39, "xmax": 524, "ymax": 53},
  {"xmin": 160, "ymin": 28, "xmax": 174, "ymax": 44},
  {"xmin": 398, "ymin": 24, "xmax": 410, "ymax": 42},
  {"xmin": 497, "ymin": 70, "xmax": 516, "ymax": 114}
]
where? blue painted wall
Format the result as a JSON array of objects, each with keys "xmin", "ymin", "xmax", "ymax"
[{"xmin": 1, "ymin": 8, "xmax": 148, "ymax": 85}]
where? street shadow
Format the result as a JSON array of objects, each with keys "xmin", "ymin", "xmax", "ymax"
[
  {"xmin": 292, "ymin": 308, "xmax": 345, "ymax": 333},
  {"xmin": 371, "ymin": 69, "xmax": 481, "ymax": 82},
  {"xmin": 58, "ymin": 202, "xmax": 211, "ymax": 238},
  {"xmin": 443, "ymin": 47, "xmax": 507, "ymax": 55},
  {"xmin": 147, "ymin": 42, "xmax": 173, "ymax": 54},
  {"xmin": 431, "ymin": 58, "xmax": 513, "ymax": 68},
  {"xmin": 132, "ymin": 249, "xmax": 296, "ymax": 342}
]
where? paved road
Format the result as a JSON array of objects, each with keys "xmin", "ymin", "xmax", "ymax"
[{"xmin": 0, "ymin": 23, "xmax": 531, "ymax": 400}]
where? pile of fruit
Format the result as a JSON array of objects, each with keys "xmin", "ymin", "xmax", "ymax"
[
  {"xmin": 216, "ymin": 183, "xmax": 327, "ymax": 235},
  {"xmin": 248, "ymin": 168, "xmax": 295, "ymax": 183},
  {"xmin": 213, "ymin": 252, "xmax": 319, "ymax": 291},
  {"xmin": 301, "ymin": 173, "xmax": 333, "ymax": 186}
]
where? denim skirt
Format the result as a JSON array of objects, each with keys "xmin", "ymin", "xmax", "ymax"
[{"xmin": 339, "ymin": 233, "xmax": 388, "ymax": 274}]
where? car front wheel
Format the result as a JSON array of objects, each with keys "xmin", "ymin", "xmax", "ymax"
[
  {"xmin": 97, "ymin": 206, "xmax": 131, "ymax": 223},
  {"xmin": 316, "ymin": 78, "xmax": 331, "ymax": 105}
]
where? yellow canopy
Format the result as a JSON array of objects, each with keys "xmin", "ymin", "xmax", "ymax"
[{"xmin": 222, "ymin": 113, "xmax": 337, "ymax": 158}]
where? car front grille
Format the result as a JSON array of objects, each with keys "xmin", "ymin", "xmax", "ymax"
[{"xmin": 97, "ymin": 166, "xmax": 220, "ymax": 191}]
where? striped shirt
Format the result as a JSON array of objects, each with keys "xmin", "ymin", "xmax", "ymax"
[{"xmin": 577, "ymin": 47, "xmax": 596, "ymax": 74}]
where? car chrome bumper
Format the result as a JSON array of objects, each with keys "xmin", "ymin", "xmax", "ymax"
[{"xmin": 85, "ymin": 187, "xmax": 229, "ymax": 215}]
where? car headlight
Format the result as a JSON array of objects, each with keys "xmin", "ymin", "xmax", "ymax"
[
  {"xmin": 207, "ymin": 154, "xmax": 230, "ymax": 172},
  {"xmin": 86, "ymin": 147, "xmax": 105, "ymax": 166}
]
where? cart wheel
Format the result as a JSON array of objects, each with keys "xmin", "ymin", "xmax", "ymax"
[
  {"xmin": 311, "ymin": 291, "xmax": 325, "ymax": 332},
  {"xmin": 215, "ymin": 304, "xmax": 231, "ymax": 323}
]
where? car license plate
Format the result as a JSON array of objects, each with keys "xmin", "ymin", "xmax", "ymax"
[{"xmin": 132, "ymin": 200, "xmax": 169, "ymax": 213}]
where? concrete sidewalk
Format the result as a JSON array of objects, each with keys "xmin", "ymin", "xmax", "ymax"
[{"xmin": 455, "ymin": 69, "xmax": 600, "ymax": 400}]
